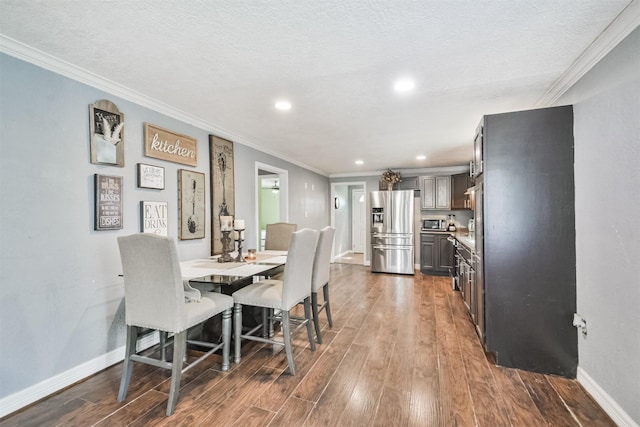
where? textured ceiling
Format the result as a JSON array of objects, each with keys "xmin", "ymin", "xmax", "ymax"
[{"xmin": 0, "ymin": 0, "xmax": 635, "ymax": 175}]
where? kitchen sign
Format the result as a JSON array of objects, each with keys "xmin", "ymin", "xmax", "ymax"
[{"xmin": 144, "ymin": 123, "xmax": 198, "ymax": 167}]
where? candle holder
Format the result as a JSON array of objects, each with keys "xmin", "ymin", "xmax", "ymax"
[
  {"xmin": 234, "ymin": 231, "xmax": 246, "ymax": 263},
  {"xmin": 218, "ymin": 230, "xmax": 235, "ymax": 263}
]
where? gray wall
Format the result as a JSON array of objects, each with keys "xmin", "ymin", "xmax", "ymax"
[
  {"xmin": 0, "ymin": 53, "xmax": 329, "ymax": 405},
  {"xmin": 556, "ymin": 27, "xmax": 640, "ymax": 424}
]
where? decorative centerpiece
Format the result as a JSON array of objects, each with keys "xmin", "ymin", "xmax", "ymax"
[
  {"xmin": 381, "ymin": 168, "xmax": 401, "ymax": 191},
  {"xmin": 218, "ymin": 215, "xmax": 235, "ymax": 263},
  {"xmin": 233, "ymin": 219, "xmax": 246, "ymax": 263}
]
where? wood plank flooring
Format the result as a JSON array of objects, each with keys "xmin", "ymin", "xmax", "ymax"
[{"xmin": 0, "ymin": 264, "xmax": 615, "ymax": 426}]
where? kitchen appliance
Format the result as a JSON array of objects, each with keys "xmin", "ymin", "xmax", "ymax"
[
  {"xmin": 422, "ymin": 217, "xmax": 446, "ymax": 231},
  {"xmin": 370, "ymin": 190, "xmax": 415, "ymax": 275},
  {"xmin": 468, "ymin": 219, "xmax": 475, "ymax": 233}
]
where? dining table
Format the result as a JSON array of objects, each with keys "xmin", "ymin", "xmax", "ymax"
[{"xmin": 181, "ymin": 250, "xmax": 287, "ymax": 295}]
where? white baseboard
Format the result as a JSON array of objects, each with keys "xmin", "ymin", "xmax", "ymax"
[
  {"xmin": 0, "ymin": 332, "xmax": 159, "ymax": 419},
  {"xmin": 577, "ymin": 366, "xmax": 639, "ymax": 427}
]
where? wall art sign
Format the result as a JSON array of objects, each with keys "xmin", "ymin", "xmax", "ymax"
[
  {"xmin": 144, "ymin": 123, "xmax": 198, "ymax": 167},
  {"xmin": 94, "ymin": 174, "xmax": 123, "ymax": 230},
  {"xmin": 209, "ymin": 135, "xmax": 235, "ymax": 254},
  {"xmin": 89, "ymin": 100, "xmax": 125, "ymax": 167},
  {"xmin": 140, "ymin": 201, "xmax": 168, "ymax": 236},
  {"xmin": 178, "ymin": 169, "xmax": 205, "ymax": 240},
  {"xmin": 137, "ymin": 163, "xmax": 165, "ymax": 189}
]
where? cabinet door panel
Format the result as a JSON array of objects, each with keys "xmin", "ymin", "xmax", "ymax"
[
  {"xmin": 435, "ymin": 176, "xmax": 451, "ymax": 209},
  {"xmin": 420, "ymin": 176, "xmax": 435, "ymax": 209}
]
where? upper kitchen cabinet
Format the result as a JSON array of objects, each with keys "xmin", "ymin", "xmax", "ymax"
[
  {"xmin": 395, "ymin": 176, "xmax": 419, "ymax": 191},
  {"xmin": 472, "ymin": 121, "xmax": 483, "ymax": 179},
  {"xmin": 420, "ymin": 176, "xmax": 450, "ymax": 209},
  {"xmin": 451, "ymin": 173, "xmax": 471, "ymax": 210}
]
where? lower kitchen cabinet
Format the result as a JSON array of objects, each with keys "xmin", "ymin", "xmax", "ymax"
[{"xmin": 420, "ymin": 232, "xmax": 453, "ymax": 276}]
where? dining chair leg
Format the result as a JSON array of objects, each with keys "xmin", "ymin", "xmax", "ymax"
[
  {"xmin": 323, "ymin": 284, "xmax": 333, "ymax": 327},
  {"xmin": 311, "ymin": 292, "xmax": 322, "ymax": 344},
  {"xmin": 221, "ymin": 307, "xmax": 232, "ymax": 371},
  {"xmin": 118, "ymin": 325, "xmax": 138, "ymax": 402},
  {"xmin": 303, "ymin": 297, "xmax": 316, "ymax": 351},
  {"xmin": 233, "ymin": 303, "xmax": 242, "ymax": 364},
  {"xmin": 281, "ymin": 310, "xmax": 295, "ymax": 375},
  {"xmin": 167, "ymin": 331, "xmax": 186, "ymax": 416},
  {"xmin": 160, "ymin": 331, "xmax": 168, "ymax": 361},
  {"xmin": 262, "ymin": 307, "xmax": 269, "ymax": 338}
]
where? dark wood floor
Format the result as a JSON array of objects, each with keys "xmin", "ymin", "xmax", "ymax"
[{"xmin": 1, "ymin": 264, "xmax": 615, "ymax": 426}]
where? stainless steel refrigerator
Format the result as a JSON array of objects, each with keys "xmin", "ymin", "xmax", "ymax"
[{"xmin": 370, "ymin": 190, "xmax": 415, "ymax": 275}]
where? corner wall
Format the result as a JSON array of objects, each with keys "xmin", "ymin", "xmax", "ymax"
[{"xmin": 556, "ymin": 27, "xmax": 640, "ymax": 425}]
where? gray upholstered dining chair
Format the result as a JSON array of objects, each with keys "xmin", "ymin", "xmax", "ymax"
[
  {"xmin": 117, "ymin": 233, "xmax": 233, "ymax": 416},
  {"xmin": 232, "ymin": 228, "xmax": 319, "ymax": 375},
  {"xmin": 310, "ymin": 226, "xmax": 336, "ymax": 344},
  {"xmin": 265, "ymin": 222, "xmax": 298, "ymax": 251}
]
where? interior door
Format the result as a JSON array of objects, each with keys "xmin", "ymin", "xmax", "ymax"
[{"xmin": 352, "ymin": 189, "xmax": 365, "ymax": 253}]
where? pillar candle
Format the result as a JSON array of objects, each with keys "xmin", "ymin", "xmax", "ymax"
[{"xmin": 234, "ymin": 219, "xmax": 245, "ymax": 230}]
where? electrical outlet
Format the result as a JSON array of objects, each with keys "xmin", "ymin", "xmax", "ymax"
[{"xmin": 573, "ymin": 313, "xmax": 587, "ymax": 336}]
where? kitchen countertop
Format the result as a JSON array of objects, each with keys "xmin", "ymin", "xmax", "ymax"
[{"xmin": 455, "ymin": 232, "xmax": 475, "ymax": 249}]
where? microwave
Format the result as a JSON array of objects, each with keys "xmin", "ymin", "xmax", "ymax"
[{"xmin": 422, "ymin": 218, "xmax": 446, "ymax": 230}]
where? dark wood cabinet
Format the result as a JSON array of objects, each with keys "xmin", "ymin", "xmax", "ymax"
[
  {"xmin": 480, "ymin": 105, "xmax": 576, "ymax": 378},
  {"xmin": 451, "ymin": 173, "xmax": 471, "ymax": 210},
  {"xmin": 420, "ymin": 232, "xmax": 453, "ymax": 276}
]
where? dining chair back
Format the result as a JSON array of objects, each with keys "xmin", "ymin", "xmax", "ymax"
[
  {"xmin": 117, "ymin": 233, "xmax": 233, "ymax": 416},
  {"xmin": 232, "ymin": 228, "xmax": 319, "ymax": 375},
  {"xmin": 281, "ymin": 227, "xmax": 320, "ymax": 309},
  {"xmin": 310, "ymin": 226, "xmax": 336, "ymax": 343},
  {"xmin": 265, "ymin": 222, "xmax": 297, "ymax": 251}
]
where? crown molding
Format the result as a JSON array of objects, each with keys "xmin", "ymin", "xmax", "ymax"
[
  {"xmin": 536, "ymin": 0, "xmax": 640, "ymax": 107},
  {"xmin": 330, "ymin": 165, "xmax": 469, "ymax": 179},
  {"xmin": 0, "ymin": 35, "xmax": 328, "ymax": 177}
]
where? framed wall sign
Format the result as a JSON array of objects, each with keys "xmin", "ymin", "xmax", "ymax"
[
  {"xmin": 140, "ymin": 201, "xmax": 168, "ymax": 236},
  {"xmin": 89, "ymin": 100, "xmax": 125, "ymax": 167},
  {"xmin": 209, "ymin": 135, "xmax": 235, "ymax": 254},
  {"xmin": 144, "ymin": 123, "xmax": 198, "ymax": 167},
  {"xmin": 178, "ymin": 169, "xmax": 205, "ymax": 240},
  {"xmin": 137, "ymin": 163, "xmax": 165, "ymax": 189},
  {"xmin": 94, "ymin": 174, "xmax": 123, "ymax": 230}
]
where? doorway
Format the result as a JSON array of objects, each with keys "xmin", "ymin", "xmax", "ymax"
[
  {"xmin": 255, "ymin": 163, "xmax": 289, "ymax": 250},
  {"xmin": 331, "ymin": 181, "xmax": 367, "ymax": 265}
]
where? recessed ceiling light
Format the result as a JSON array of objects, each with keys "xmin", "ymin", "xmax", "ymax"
[
  {"xmin": 355, "ymin": 160, "xmax": 364, "ymax": 165},
  {"xmin": 394, "ymin": 79, "xmax": 415, "ymax": 92},
  {"xmin": 275, "ymin": 101, "xmax": 292, "ymax": 111},
  {"xmin": 416, "ymin": 155, "xmax": 426, "ymax": 160}
]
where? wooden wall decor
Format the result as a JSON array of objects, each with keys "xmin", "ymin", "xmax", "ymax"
[
  {"xmin": 178, "ymin": 169, "xmax": 205, "ymax": 240},
  {"xmin": 94, "ymin": 174, "xmax": 123, "ymax": 230},
  {"xmin": 209, "ymin": 135, "xmax": 235, "ymax": 255},
  {"xmin": 144, "ymin": 123, "xmax": 197, "ymax": 166},
  {"xmin": 89, "ymin": 100, "xmax": 124, "ymax": 167}
]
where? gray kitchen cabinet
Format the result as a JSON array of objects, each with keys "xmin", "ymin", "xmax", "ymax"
[
  {"xmin": 472, "ymin": 121, "xmax": 483, "ymax": 178},
  {"xmin": 395, "ymin": 176, "xmax": 419, "ymax": 191},
  {"xmin": 420, "ymin": 232, "xmax": 453, "ymax": 276},
  {"xmin": 420, "ymin": 176, "xmax": 450, "ymax": 209}
]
